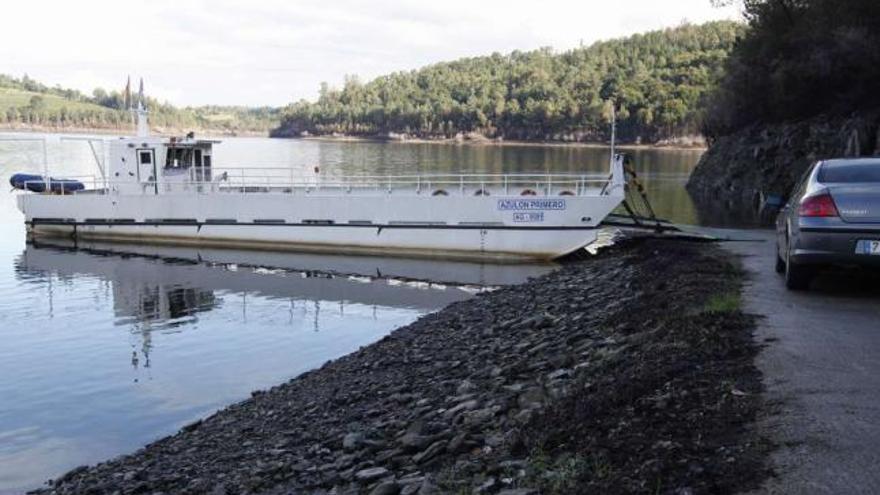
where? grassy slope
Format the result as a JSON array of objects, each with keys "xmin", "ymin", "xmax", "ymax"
[
  {"xmin": 0, "ymin": 87, "xmax": 277, "ymax": 134},
  {"xmin": 0, "ymin": 87, "xmax": 107, "ymax": 113}
]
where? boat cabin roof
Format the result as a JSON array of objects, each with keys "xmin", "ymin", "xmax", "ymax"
[
  {"xmin": 116, "ymin": 136, "xmax": 221, "ymax": 148},
  {"xmin": 163, "ymin": 139, "xmax": 220, "ymax": 148}
]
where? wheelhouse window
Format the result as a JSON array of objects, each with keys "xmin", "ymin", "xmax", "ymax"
[
  {"xmin": 165, "ymin": 144, "xmax": 214, "ymax": 169},
  {"xmin": 139, "ymin": 151, "xmax": 152, "ymax": 164},
  {"xmin": 194, "ymin": 149, "xmax": 212, "ymax": 181},
  {"xmin": 165, "ymin": 147, "xmax": 193, "ymax": 169},
  {"xmin": 164, "ymin": 141, "xmax": 214, "ymax": 179}
]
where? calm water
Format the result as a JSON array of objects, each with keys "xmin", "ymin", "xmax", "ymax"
[{"xmin": 0, "ymin": 135, "xmax": 703, "ymax": 493}]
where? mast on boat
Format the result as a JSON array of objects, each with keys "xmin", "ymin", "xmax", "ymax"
[
  {"xmin": 132, "ymin": 77, "xmax": 149, "ymax": 138},
  {"xmin": 610, "ymin": 102, "xmax": 617, "ymax": 164}
]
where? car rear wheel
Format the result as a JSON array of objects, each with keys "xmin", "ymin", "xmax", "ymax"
[{"xmin": 785, "ymin": 246, "xmax": 813, "ymax": 291}]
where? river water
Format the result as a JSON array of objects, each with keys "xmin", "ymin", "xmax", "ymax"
[{"xmin": 0, "ymin": 135, "xmax": 704, "ymax": 493}]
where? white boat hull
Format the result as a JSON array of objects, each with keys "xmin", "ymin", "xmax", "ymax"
[{"xmin": 18, "ymin": 193, "xmax": 618, "ymax": 261}]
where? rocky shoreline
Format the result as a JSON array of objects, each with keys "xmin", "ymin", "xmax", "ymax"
[{"xmin": 35, "ymin": 238, "xmax": 767, "ymax": 495}]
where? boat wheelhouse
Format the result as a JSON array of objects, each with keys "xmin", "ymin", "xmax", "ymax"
[{"xmin": 11, "ymin": 96, "xmax": 626, "ymax": 262}]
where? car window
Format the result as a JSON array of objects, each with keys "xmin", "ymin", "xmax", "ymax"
[
  {"xmin": 818, "ymin": 160, "xmax": 880, "ymax": 183},
  {"xmin": 788, "ymin": 162, "xmax": 817, "ymax": 205}
]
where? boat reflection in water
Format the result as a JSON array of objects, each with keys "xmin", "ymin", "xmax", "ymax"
[
  {"xmin": 5, "ymin": 241, "xmax": 555, "ymax": 493},
  {"xmin": 17, "ymin": 239, "xmax": 557, "ymax": 363},
  {"xmin": 20, "ymin": 238, "xmax": 557, "ymax": 309}
]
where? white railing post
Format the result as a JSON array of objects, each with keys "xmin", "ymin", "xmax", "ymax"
[{"xmin": 42, "ymin": 139, "xmax": 50, "ymax": 193}]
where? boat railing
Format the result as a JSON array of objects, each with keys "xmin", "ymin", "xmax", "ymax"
[
  {"xmin": 207, "ymin": 168, "xmax": 614, "ymax": 197},
  {"xmin": 22, "ymin": 170, "xmax": 615, "ymax": 198}
]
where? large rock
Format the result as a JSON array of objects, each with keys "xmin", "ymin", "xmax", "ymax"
[
  {"xmin": 686, "ymin": 111, "xmax": 880, "ymax": 223},
  {"xmin": 369, "ymin": 480, "xmax": 401, "ymax": 495},
  {"xmin": 355, "ymin": 467, "xmax": 390, "ymax": 483},
  {"xmin": 343, "ymin": 432, "xmax": 364, "ymax": 451}
]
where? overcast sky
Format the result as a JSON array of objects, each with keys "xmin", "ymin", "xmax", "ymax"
[{"xmin": 0, "ymin": 0, "xmax": 741, "ymax": 107}]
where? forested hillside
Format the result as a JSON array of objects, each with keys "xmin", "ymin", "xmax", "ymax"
[
  {"xmin": 273, "ymin": 21, "xmax": 743, "ymax": 144},
  {"xmin": 0, "ymin": 74, "xmax": 280, "ymax": 134},
  {"xmin": 689, "ymin": 0, "xmax": 880, "ymax": 211},
  {"xmin": 703, "ymin": 0, "xmax": 880, "ymax": 138}
]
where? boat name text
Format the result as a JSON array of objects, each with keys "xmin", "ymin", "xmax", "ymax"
[{"xmin": 497, "ymin": 199, "xmax": 566, "ymax": 211}]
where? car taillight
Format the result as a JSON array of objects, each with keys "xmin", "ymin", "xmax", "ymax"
[{"xmin": 799, "ymin": 192, "xmax": 839, "ymax": 217}]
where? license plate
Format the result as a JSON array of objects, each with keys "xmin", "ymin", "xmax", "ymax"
[{"xmin": 859, "ymin": 240, "xmax": 880, "ymax": 255}]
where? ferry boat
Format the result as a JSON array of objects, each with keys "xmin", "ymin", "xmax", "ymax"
[{"xmin": 10, "ymin": 93, "xmax": 626, "ymax": 262}]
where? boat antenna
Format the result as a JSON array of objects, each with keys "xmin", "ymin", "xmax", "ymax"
[{"xmin": 610, "ymin": 102, "xmax": 617, "ymax": 164}]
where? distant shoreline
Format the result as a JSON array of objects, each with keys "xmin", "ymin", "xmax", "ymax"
[
  {"xmin": 1, "ymin": 125, "xmax": 706, "ymax": 151},
  {"xmin": 0, "ymin": 124, "xmax": 270, "ymax": 139},
  {"xmin": 293, "ymin": 134, "xmax": 708, "ymax": 151}
]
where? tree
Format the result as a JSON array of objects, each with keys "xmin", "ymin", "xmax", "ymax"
[
  {"xmin": 274, "ymin": 22, "xmax": 742, "ymax": 143},
  {"xmin": 704, "ymin": 0, "xmax": 880, "ymax": 137},
  {"xmin": 28, "ymin": 95, "xmax": 46, "ymax": 111},
  {"xmin": 1, "ymin": 72, "xmax": 280, "ymax": 132}
]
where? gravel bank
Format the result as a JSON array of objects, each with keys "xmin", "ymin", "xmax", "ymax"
[{"xmin": 35, "ymin": 238, "xmax": 767, "ymax": 495}]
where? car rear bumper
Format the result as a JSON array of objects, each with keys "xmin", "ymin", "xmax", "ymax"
[{"xmin": 793, "ymin": 226, "xmax": 880, "ymax": 266}]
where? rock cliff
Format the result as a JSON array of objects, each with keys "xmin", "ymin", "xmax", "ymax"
[{"xmin": 687, "ymin": 112, "xmax": 880, "ymax": 216}]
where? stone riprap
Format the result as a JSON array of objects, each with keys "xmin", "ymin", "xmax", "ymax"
[{"xmin": 35, "ymin": 238, "xmax": 766, "ymax": 495}]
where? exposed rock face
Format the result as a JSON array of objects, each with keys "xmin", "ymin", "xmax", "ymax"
[
  {"xmin": 34, "ymin": 239, "xmax": 765, "ymax": 495},
  {"xmin": 687, "ymin": 111, "xmax": 880, "ymax": 218}
]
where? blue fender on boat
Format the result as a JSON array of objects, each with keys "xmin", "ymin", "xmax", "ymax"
[{"xmin": 9, "ymin": 173, "xmax": 85, "ymax": 193}]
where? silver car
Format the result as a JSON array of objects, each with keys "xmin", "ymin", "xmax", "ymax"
[{"xmin": 776, "ymin": 158, "xmax": 880, "ymax": 290}]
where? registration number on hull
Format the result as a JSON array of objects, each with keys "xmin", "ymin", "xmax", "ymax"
[{"xmin": 513, "ymin": 212, "xmax": 545, "ymax": 223}]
